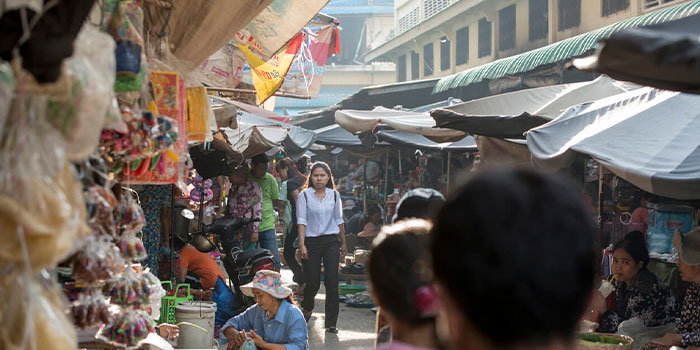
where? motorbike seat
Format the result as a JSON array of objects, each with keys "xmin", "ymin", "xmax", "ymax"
[{"xmin": 233, "ymin": 248, "xmax": 271, "ymax": 264}]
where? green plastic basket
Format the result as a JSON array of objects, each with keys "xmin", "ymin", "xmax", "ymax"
[{"xmin": 159, "ymin": 281, "xmax": 193, "ymax": 324}]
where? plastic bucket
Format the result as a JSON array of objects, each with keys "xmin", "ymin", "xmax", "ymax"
[{"xmin": 175, "ymin": 301, "xmax": 217, "ymax": 349}]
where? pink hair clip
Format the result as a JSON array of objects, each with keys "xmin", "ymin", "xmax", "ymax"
[{"xmin": 414, "ymin": 285, "xmax": 439, "ymax": 317}]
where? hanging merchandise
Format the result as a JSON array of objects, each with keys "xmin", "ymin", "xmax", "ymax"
[
  {"xmin": 190, "ymin": 175, "xmax": 214, "ymax": 202},
  {"xmin": 96, "ymin": 309, "xmax": 155, "ymax": 348},
  {"xmin": 0, "ymin": 61, "xmax": 14, "ymax": 138},
  {"xmin": 114, "ymin": 193, "xmax": 146, "ymax": 236},
  {"xmin": 101, "ymin": 0, "xmax": 147, "ymax": 92},
  {"xmin": 70, "ymin": 287, "xmax": 113, "ymax": 329},
  {"xmin": 0, "ymin": 99, "xmax": 90, "ymax": 271},
  {"xmin": 237, "ymin": 32, "xmax": 305, "ymax": 104},
  {"xmin": 45, "ymin": 24, "xmax": 118, "ymax": 161},
  {"xmin": 71, "ymin": 234, "xmax": 126, "ymax": 283},
  {"xmin": 186, "ymin": 86, "xmax": 210, "ymax": 142},
  {"xmin": 103, "ymin": 268, "xmax": 153, "ymax": 307},
  {"xmin": 118, "ymin": 231, "xmax": 148, "ymax": 262},
  {"xmin": 85, "ymin": 185, "xmax": 120, "ymax": 237},
  {"xmin": 0, "ymin": 270, "xmax": 78, "ymax": 350}
]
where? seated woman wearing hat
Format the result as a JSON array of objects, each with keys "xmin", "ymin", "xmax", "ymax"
[
  {"xmin": 591, "ymin": 231, "xmax": 678, "ymax": 333},
  {"xmin": 652, "ymin": 228, "xmax": 700, "ymax": 348},
  {"xmin": 221, "ymin": 270, "xmax": 308, "ymax": 350}
]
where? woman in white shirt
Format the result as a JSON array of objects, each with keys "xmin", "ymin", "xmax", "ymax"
[{"xmin": 296, "ymin": 162, "xmax": 347, "ymax": 333}]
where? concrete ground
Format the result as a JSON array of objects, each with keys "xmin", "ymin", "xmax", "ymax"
[{"xmin": 280, "ymin": 268, "xmax": 377, "ymax": 350}]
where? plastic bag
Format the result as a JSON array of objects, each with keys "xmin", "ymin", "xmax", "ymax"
[
  {"xmin": 71, "ymin": 234, "xmax": 125, "ymax": 282},
  {"xmin": 143, "ymin": 271, "xmax": 166, "ymax": 320},
  {"xmin": 118, "ymin": 230, "xmax": 148, "ymax": 262},
  {"xmin": 97, "ymin": 309, "xmax": 155, "ymax": 349},
  {"xmin": 0, "ymin": 270, "xmax": 77, "ymax": 350},
  {"xmin": 85, "ymin": 185, "xmax": 119, "ymax": 237},
  {"xmin": 70, "ymin": 287, "xmax": 112, "ymax": 329},
  {"xmin": 47, "ymin": 24, "xmax": 116, "ymax": 160},
  {"xmin": 114, "ymin": 191, "xmax": 146, "ymax": 236},
  {"xmin": 103, "ymin": 268, "xmax": 153, "ymax": 307}
]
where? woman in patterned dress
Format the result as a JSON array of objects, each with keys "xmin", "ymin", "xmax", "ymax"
[
  {"xmin": 592, "ymin": 231, "xmax": 679, "ymax": 333},
  {"xmin": 653, "ymin": 228, "xmax": 700, "ymax": 348}
]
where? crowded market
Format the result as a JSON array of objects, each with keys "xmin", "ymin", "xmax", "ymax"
[{"xmin": 2, "ymin": 1, "xmax": 700, "ymax": 350}]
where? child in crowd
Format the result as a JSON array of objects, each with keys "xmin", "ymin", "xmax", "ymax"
[{"xmin": 368, "ymin": 219, "xmax": 442, "ymax": 350}]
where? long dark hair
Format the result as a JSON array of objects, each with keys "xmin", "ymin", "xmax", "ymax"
[
  {"xmin": 302, "ymin": 161, "xmax": 336, "ymax": 191},
  {"xmin": 276, "ymin": 158, "xmax": 306, "ymax": 184},
  {"xmin": 613, "ymin": 231, "xmax": 650, "ymax": 269}
]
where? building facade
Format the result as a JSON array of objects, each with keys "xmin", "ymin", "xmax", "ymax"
[{"xmin": 364, "ymin": 0, "xmax": 692, "ymax": 82}]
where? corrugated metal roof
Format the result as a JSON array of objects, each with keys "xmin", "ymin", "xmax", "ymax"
[
  {"xmin": 322, "ymin": 0, "xmax": 393, "ymax": 15},
  {"xmin": 433, "ymin": 0, "xmax": 700, "ymax": 93}
]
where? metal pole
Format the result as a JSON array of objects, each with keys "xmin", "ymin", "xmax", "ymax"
[
  {"xmin": 170, "ymin": 184, "xmax": 175, "ymax": 284},
  {"xmin": 598, "ymin": 164, "xmax": 605, "ymax": 239},
  {"xmin": 398, "ymin": 149, "xmax": 402, "ymax": 194},
  {"xmin": 363, "ymin": 157, "xmax": 368, "ymax": 214},
  {"xmin": 384, "ymin": 149, "xmax": 389, "ymax": 207},
  {"xmin": 447, "ymin": 152, "xmax": 452, "ymax": 194},
  {"xmin": 206, "ymin": 87, "xmax": 313, "ymax": 99}
]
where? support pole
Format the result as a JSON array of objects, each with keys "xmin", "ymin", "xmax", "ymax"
[
  {"xmin": 398, "ymin": 149, "xmax": 402, "ymax": 194},
  {"xmin": 363, "ymin": 157, "xmax": 368, "ymax": 215},
  {"xmin": 170, "ymin": 184, "xmax": 176, "ymax": 284},
  {"xmin": 384, "ymin": 149, "xmax": 389, "ymax": 207},
  {"xmin": 598, "ymin": 164, "xmax": 604, "ymax": 239},
  {"xmin": 447, "ymin": 152, "xmax": 452, "ymax": 194}
]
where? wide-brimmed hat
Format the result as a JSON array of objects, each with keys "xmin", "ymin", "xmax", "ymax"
[
  {"xmin": 240, "ymin": 270, "xmax": 292, "ymax": 299},
  {"xmin": 673, "ymin": 227, "xmax": 700, "ymax": 266}
]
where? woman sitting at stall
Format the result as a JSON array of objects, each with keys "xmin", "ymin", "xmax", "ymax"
[
  {"xmin": 221, "ymin": 270, "xmax": 308, "ymax": 350},
  {"xmin": 652, "ymin": 228, "xmax": 700, "ymax": 348},
  {"xmin": 592, "ymin": 231, "xmax": 679, "ymax": 333}
]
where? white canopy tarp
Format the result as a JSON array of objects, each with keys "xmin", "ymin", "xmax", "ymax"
[
  {"xmin": 334, "ymin": 106, "xmax": 465, "ymax": 140},
  {"xmin": 221, "ymin": 123, "xmax": 288, "ymax": 158},
  {"xmin": 431, "ymin": 76, "xmax": 639, "ymax": 127},
  {"xmin": 527, "ymin": 87, "xmax": 700, "ymax": 199}
]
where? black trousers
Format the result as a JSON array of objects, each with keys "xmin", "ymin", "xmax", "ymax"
[
  {"xmin": 301, "ymin": 234, "xmax": 340, "ymax": 328},
  {"xmin": 284, "ymin": 224, "xmax": 305, "ymax": 285}
]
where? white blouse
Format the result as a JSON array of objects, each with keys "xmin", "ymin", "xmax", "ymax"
[{"xmin": 296, "ymin": 187, "xmax": 344, "ymax": 237}]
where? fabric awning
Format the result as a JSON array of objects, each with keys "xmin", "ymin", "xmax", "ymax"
[
  {"xmin": 335, "ymin": 106, "xmax": 465, "ymax": 141},
  {"xmin": 376, "ymin": 131, "xmax": 477, "ymax": 152},
  {"xmin": 527, "ymin": 88, "xmax": 700, "ymax": 200},
  {"xmin": 433, "ymin": 0, "xmax": 700, "ymax": 93},
  {"xmin": 431, "ymin": 76, "xmax": 639, "ymax": 138},
  {"xmin": 210, "ymin": 96, "xmax": 316, "ymax": 159},
  {"xmin": 221, "ymin": 123, "xmax": 288, "ymax": 158},
  {"xmin": 572, "ymin": 13, "xmax": 700, "ymax": 94}
]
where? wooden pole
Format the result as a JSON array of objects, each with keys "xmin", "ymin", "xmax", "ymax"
[
  {"xmin": 363, "ymin": 157, "xmax": 368, "ymax": 214},
  {"xmin": 598, "ymin": 164, "xmax": 605, "ymax": 239},
  {"xmin": 170, "ymin": 184, "xmax": 176, "ymax": 284},
  {"xmin": 206, "ymin": 86, "xmax": 312, "ymax": 99},
  {"xmin": 384, "ymin": 149, "xmax": 389, "ymax": 208}
]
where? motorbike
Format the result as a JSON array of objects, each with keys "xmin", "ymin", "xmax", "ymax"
[{"xmin": 180, "ymin": 209, "xmax": 275, "ymax": 313}]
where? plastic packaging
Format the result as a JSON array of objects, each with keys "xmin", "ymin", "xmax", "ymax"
[
  {"xmin": 97, "ymin": 309, "xmax": 155, "ymax": 348},
  {"xmin": 114, "ymin": 193, "xmax": 146, "ymax": 236},
  {"xmin": 0, "ymin": 270, "xmax": 77, "ymax": 350},
  {"xmin": 103, "ymin": 268, "xmax": 153, "ymax": 307},
  {"xmin": 118, "ymin": 231, "xmax": 148, "ymax": 262},
  {"xmin": 70, "ymin": 287, "xmax": 112, "ymax": 329},
  {"xmin": 72, "ymin": 234, "xmax": 126, "ymax": 282},
  {"xmin": 47, "ymin": 24, "xmax": 117, "ymax": 160},
  {"xmin": 143, "ymin": 271, "xmax": 166, "ymax": 320},
  {"xmin": 85, "ymin": 185, "xmax": 119, "ymax": 237}
]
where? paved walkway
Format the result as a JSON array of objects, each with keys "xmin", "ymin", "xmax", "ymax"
[{"xmin": 280, "ymin": 268, "xmax": 376, "ymax": 350}]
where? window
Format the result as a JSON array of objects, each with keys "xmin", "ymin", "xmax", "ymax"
[
  {"xmin": 529, "ymin": 0, "xmax": 548, "ymax": 41},
  {"xmin": 602, "ymin": 0, "xmax": 629, "ymax": 16},
  {"xmin": 440, "ymin": 37, "xmax": 451, "ymax": 71},
  {"xmin": 499, "ymin": 5, "xmax": 516, "ymax": 51},
  {"xmin": 397, "ymin": 7, "xmax": 419, "ymax": 35},
  {"xmin": 456, "ymin": 26, "xmax": 469, "ymax": 65},
  {"xmin": 478, "ymin": 17, "xmax": 492, "ymax": 58},
  {"xmin": 398, "ymin": 54, "xmax": 407, "ymax": 82},
  {"xmin": 424, "ymin": 43, "xmax": 434, "ymax": 76},
  {"xmin": 558, "ymin": 0, "xmax": 581, "ymax": 31},
  {"xmin": 411, "ymin": 51, "xmax": 420, "ymax": 79},
  {"xmin": 642, "ymin": 0, "xmax": 681, "ymax": 11},
  {"xmin": 424, "ymin": 0, "xmax": 450, "ymax": 20}
]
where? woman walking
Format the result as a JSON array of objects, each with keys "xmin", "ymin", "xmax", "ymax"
[{"xmin": 297, "ymin": 162, "xmax": 347, "ymax": 333}]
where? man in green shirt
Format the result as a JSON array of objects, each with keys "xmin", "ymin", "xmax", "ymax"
[{"xmin": 249, "ymin": 153, "xmax": 281, "ymax": 270}]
